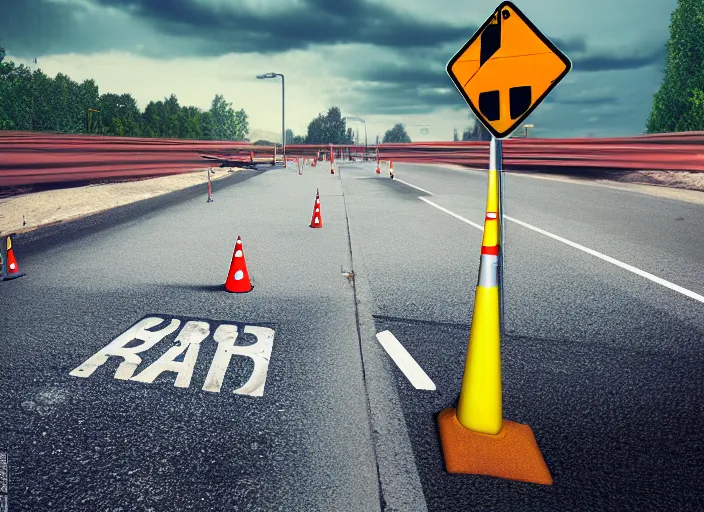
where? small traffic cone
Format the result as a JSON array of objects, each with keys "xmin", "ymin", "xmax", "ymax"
[
  {"xmin": 224, "ymin": 236, "xmax": 253, "ymax": 293},
  {"xmin": 1, "ymin": 235, "xmax": 25, "ymax": 281},
  {"xmin": 389, "ymin": 160, "xmax": 395, "ymax": 179},
  {"xmin": 310, "ymin": 190, "xmax": 322, "ymax": 228},
  {"xmin": 330, "ymin": 163, "xmax": 335, "ymax": 175}
]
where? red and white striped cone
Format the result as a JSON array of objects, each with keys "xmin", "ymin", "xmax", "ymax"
[{"xmin": 206, "ymin": 168, "xmax": 214, "ymax": 202}]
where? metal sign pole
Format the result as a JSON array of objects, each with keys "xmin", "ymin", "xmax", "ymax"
[{"xmin": 490, "ymin": 136, "xmax": 505, "ymax": 334}]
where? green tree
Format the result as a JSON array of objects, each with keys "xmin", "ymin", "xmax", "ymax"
[
  {"xmin": 305, "ymin": 106, "xmax": 349, "ymax": 144},
  {"xmin": 0, "ymin": 60, "xmax": 34, "ymax": 130},
  {"xmin": 101, "ymin": 93, "xmax": 142, "ymax": 136},
  {"xmin": 179, "ymin": 105, "xmax": 204, "ymax": 139},
  {"xmin": 0, "ymin": 51, "xmax": 249, "ymax": 140},
  {"xmin": 646, "ymin": 0, "xmax": 704, "ymax": 133},
  {"xmin": 234, "ymin": 108, "xmax": 249, "ymax": 140},
  {"xmin": 382, "ymin": 123, "xmax": 412, "ymax": 143},
  {"xmin": 292, "ymin": 134, "xmax": 306, "ymax": 144},
  {"xmin": 141, "ymin": 100, "xmax": 164, "ymax": 137},
  {"xmin": 208, "ymin": 94, "xmax": 248, "ymax": 140}
]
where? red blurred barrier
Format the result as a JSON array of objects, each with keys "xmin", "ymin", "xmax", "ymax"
[
  {"xmin": 0, "ymin": 131, "xmax": 275, "ymax": 187},
  {"xmin": 2, "ymin": 130, "xmax": 704, "ymax": 188}
]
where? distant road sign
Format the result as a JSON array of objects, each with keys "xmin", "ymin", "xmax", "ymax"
[{"xmin": 447, "ymin": 1, "xmax": 571, "ymax": 139}]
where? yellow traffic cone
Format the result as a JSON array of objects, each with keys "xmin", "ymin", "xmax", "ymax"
[{"xmin": 436, "ymin": 168, "xmax": 552, "ymax": 485}]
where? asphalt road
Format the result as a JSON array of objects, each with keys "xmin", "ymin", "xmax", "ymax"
[
  {"xmin": 1, "ymin": 160, "xmax": 703, "ymax": 511},
  {"xmin": 340, "ymin": 161, "xmax": 704, "ymax": 511}
]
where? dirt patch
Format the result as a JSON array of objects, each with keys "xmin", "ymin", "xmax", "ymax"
[
  {"xmin": 607, "ymin": 170, "xmax": 704, "ymax": 192},
  {"xmin": 0, "ymin": 168, "xmax": 244, "ymax": 236}
]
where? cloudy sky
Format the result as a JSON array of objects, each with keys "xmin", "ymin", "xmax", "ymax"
[{"xmin": 0, "ymin": 0, "xmax": 676, "ymax": 141}]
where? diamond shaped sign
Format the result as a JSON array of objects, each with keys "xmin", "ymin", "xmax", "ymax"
[{"xmin": 447, "ymin": 1, "xmax": 572, "ymax": 139}]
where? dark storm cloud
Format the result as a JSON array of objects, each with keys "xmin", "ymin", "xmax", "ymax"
[
  {"xmin": 341, "ymin": 33, "xmax": 665, "ymax": 116},
  {"xmin": 2, "ymin": 0, "xmax": 474, "ymax": 56},
  {"xmin": 571, "ymin": 49, "xmax": 666, "ymax": 72}
]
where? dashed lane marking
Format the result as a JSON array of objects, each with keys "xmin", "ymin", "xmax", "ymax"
[{"xmin": 375, "ymin": 330, "xmax": 436, "ymax": 391}]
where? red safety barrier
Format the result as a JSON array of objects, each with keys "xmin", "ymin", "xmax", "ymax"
[
  {"xmin": 0, "ymin": 131, "xmax": 275, "ymax": 187},
  {"xmin": 3, "ymin": 131, "xmax": 704, "ymax": 188}
]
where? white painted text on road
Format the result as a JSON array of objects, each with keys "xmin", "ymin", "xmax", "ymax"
[{"xmin": 69, "ymin": 316, "xmax": 277, "ymax": 397}]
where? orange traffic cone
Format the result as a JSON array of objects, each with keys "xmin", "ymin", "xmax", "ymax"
[
  {"xmin": 389, "ymin": 160, "xmax": 395, "ymax": 179},
  {"xmin": 310, "ymin": 190, "xmax": 323, "ymax": 228},
  {"xmin": 1, "ymin": 235, "xmax": 25, "ymax": 281},
  {"xmin": 224, "ymin": 236, "xmax": 253, "ymax": 293}
]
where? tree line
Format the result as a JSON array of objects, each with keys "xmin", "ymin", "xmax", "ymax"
[
  {"xmin": 646, "ymin": 0, "xmax": 704, "ymax": 133},
  {"xmin": 283, "ymin": 106, "xmax": 413, "ymax": 145},
  {"xmin": 0, "ymin": 48, "xmax": 415, "ymax": 144},
  {"xmin": 0, "ymin": 50, "xmax": 249, "ymax": 140}
]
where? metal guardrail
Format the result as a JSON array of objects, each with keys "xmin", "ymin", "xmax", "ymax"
[
  {"xmin": 0, "ymin": 131, "xmax": 276, "ymax": 187},
  {"xmin": 2, "ymin": 131, "xmax": 704, "ymax": 188}
]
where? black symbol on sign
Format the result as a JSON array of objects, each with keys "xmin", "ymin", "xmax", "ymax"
[
  {"xmin": 477, "ymin": 8, "xmax": 532, "ymax": 122},
  {"xmin": 480, "ymin": 15, "xmax": 501, "ymax": 66}
]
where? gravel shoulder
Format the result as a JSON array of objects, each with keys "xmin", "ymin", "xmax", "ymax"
[{"xmin": 0, "ymin": 168, "xmax": 243, "ymax": 236}]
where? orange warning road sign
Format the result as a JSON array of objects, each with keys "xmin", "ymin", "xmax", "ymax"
[{"xmin": 447, "ymin": 1, "xmax": 571, "ymax": 139}]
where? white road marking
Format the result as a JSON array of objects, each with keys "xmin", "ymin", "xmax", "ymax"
[
  {"xmin": 131, "ymin": 321, "xmax": 210, "ymax": 388},
  {"xmin": 504, "ymin": 215, "xmax": 704, "ymax": 304},
  {"xmin": 395, "ymin": 179, "xmax": 434, "ymax": 196},
  {"xmin": 419, "ymin": 197, "xmax": 483, "ymax": 230},
  {"xmin": 375, "ymin": 330, "xmax": 436, "ymax": 391},
  {"xmin": 69, "ymin": 317, "xmax": 181, "ymax": 380},
  {"xmin": 203, "ymin": 324, "xmax": 275, "ymax": 397},
  {"xmin": 417, "ymin": 186, "xmax": 704, "ymax": 305},
  {"xmin": 70, "ymin": 316, "xmax": 277, "ymax": 395}
]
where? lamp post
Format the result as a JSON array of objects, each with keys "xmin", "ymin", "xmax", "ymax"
[
  {"xmin": 256, "ymin": 72, "xmax": 285, "ymax": 166},
  {"xmin": 523, "ymin": 123, "xmax": 534, "ymax": 138},
  {"xmin": 87, "ymin": 108, "xmax": 100, "ymax": 134},
  {"xmin": 343, "ymin": 116, "xmax": 367, "ymax": 160}
]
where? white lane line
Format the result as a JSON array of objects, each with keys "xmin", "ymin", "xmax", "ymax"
[
  {"xmin": 419, "ymin": 197, "xmax": 484, "ymax": 230},
  {"xmin": 375, "ymin": 330, "xmax": 436, "ymax": 391},
  {"xmin": 395, "ymin": 178, "xmax": 434, "ymax": 195},
  {"xmin": 419, "ymin": 193, "xmax": 704, "ymax": 305},
  {"xmin": 504, "ymin": 215, "xmax": 704, "ymax": 304}
]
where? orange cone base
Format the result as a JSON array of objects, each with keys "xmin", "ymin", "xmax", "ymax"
[{"xmin": 437, "ymin": 408, "xmax": 553, "ymax": 485}]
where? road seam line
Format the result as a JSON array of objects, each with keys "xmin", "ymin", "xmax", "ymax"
[
  {"xmin": 375, "ymin": 331, "xmax": 436, "ymax": 391},
  {"xmin": 418, "ymin": 190, "xmax": 704, "ymax": 304}
]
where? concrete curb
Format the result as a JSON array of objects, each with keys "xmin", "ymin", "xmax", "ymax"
[{"xmin": 340, "ymin": 164, "xmax": 429, "ymax": 512}]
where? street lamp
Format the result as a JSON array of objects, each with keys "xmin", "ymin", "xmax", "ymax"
[
  {"xmin": 343, "ymin": 116, "xmax": 367, "ymax": 160},
  {"xmin": 256, "ymin": 72, "xmax": 285, "ymax": 165},
  {"xmin": 523, "ymin": 124, "xmax": 534, "ymax": 138}
]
